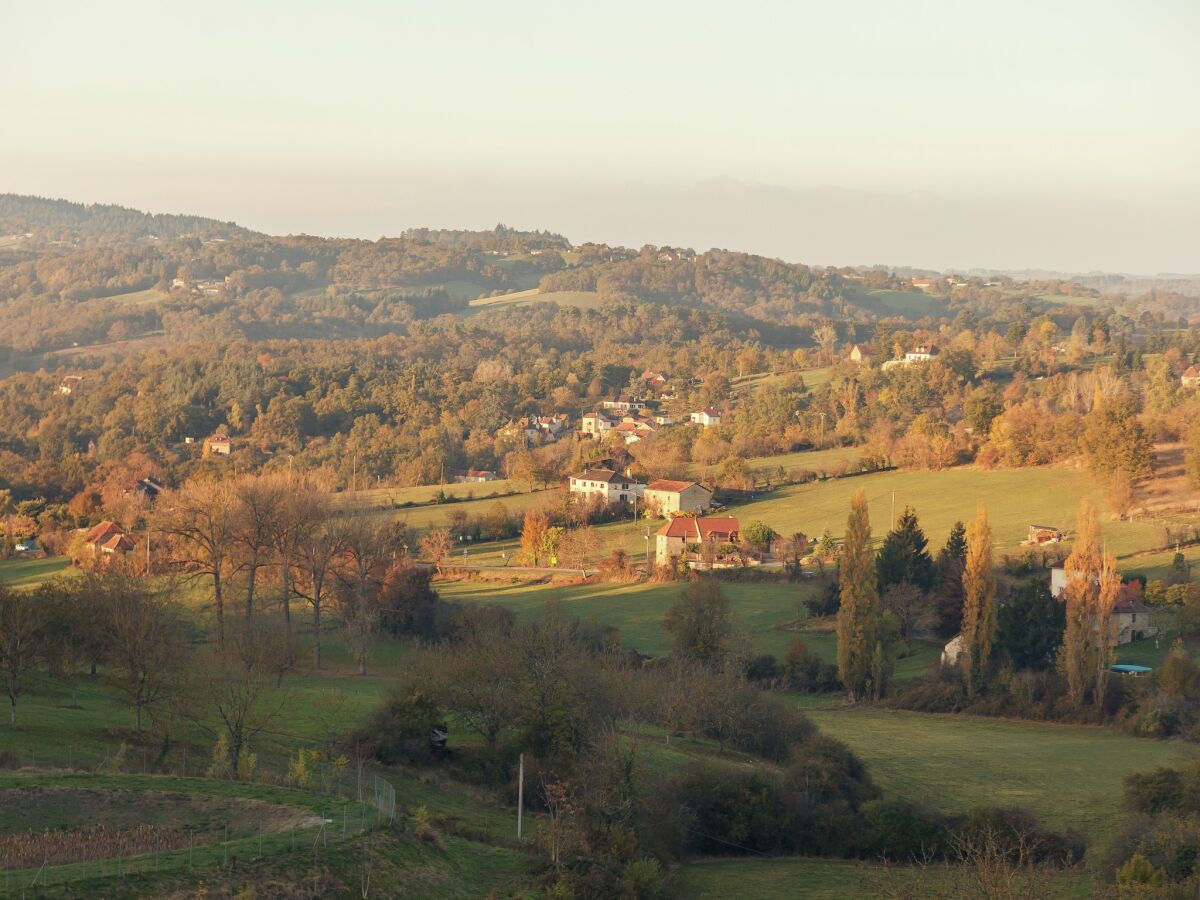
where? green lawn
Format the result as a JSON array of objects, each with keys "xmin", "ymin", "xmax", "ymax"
[
  {"xmin": 104, "ymin": 287, "xmax": 169, "ymax": 307},
  {"xmin": 0, "ymin": 555, "xmax": 71, "ymax": 588},
  {"xmin": 430, "ymin": 577, "xmax": 937, "ymax": 672},
  {"xmin": 727, "ymin": 465, "xmax": 1160, "ymax": 558},
  {"xmin": 698, "ymin": 445, "xmax": 865, "ymax": 480},
  {"xmin": 806, "ymin": 707, "xmax": 1192, "ymax": 843},
  {"xmin": 333, "ymin": 478, "xmax": 527, "ymax": 509},
  {"xmin": 673, "ymin": 856, "xmax": 1091, "ymax": 899},
  {"xmin": 469, "ymin": 289, "xmax": 603, "ymax": 311},
  {"xmin": 355, "ymin": 488, "xmax": 554, "ymax": 533},
  {"xmin": 854, "ymin": 289, "xmax": 946, "ymax": 319}
]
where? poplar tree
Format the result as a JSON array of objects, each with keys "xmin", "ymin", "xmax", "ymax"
[
  {"xmin": 960, "ymin": 506, "xmax": 995, "ymax": 700},
  {"xmin": 837, "ymin": 490, "xmax": 879, "ymax": 701},
  {"xmin": 1062, "ymin": 499, "xmax": 1100, "ymax": 707},
  {"xmin": 1062, "ymin": 499, "xmax": 1121, "ymax": 709}
]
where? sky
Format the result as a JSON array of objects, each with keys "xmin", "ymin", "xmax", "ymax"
[{"xmin": 2, "ymin": 0, "xmax": 1197, "ymax": 273}]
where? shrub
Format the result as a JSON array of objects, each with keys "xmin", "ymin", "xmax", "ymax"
[
  {"xmin": 744, "ymin": 653, "xmax": 781, "ymax": 684},
  {"xmin": 355, "ymin": 687, "xmax": 442, "ymax": 764},
  {"xmin": 859, "ymin": 799, "xmax": 948, "ymax": 861},
  {"xmin": 783, "ymin": 640, "xmax": 841, "ymax": 693},
  {"xmin": 1117, "ymin": 852, "xmax": 1166, "ymax": 887},
  {"xmin": 1124, "ymin": 768, "xmax": 1187, "ymax": 815},
  {"xmin": 804, "ymin": 579, "xmax": 840, "ymax": 617}
]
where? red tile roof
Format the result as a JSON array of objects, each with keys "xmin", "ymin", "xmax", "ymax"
[
  {"xmin": 645, "ymin": 480, "xmax": 702, "ymax": 493},
  {"xmin": 656, "ymin": 517, "xmax": 739, "ymax": 540},
  {"xmin": 85, "ymin": 521, "xmax": 125, "ymax": 545}
]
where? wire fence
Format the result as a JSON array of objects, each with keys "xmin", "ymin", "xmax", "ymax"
[{"xmin": 0, "ymin": 744, "xmax": 401, "ymax": 896}]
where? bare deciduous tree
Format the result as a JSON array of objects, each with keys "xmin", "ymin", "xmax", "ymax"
[{"xmin": 158, "ymin": 477, "xmax": 236, "ymax": 647}]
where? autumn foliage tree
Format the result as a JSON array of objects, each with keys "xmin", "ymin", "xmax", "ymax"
[
  {"xmin": 1061, "ymin": 500, "xmax": 1120, "ymax": 709},
  {"xmin": 837, "ymin": 490, "xmax": 879, "ymax": 701},
  {"xmin": 959, "ymin": 506, "xmax": 996, "ymax": 700}
]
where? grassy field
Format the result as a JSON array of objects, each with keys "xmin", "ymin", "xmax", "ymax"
[
  {"xmin": 332, "ymin": 478, "xmax": 526, "ymax": 508},
  {"xmin": 104, "ymin": 287, "xmax": 169, "ymax": 307},
  {"xmin": 0, "ymin": 555, "xmax": 70, "ymax": 588},
  {"xmin": 673, "ymin": 856, "xmax": 1091, "ymax": 899},
  {"xmin": 707, "ymin": 444, "xmax": 865, "ymax": 478},
  {"xmin": 469, "ymin": 289, "xmax": 604, "ymax": 311},
  {"xmin": 854, "ymin": 289, "xmax": 946, "ymax": 319},
  {"xmin": 435, "ymin": 576, "xmax": 943, "ymax": 676},
  {"xmin": 0, "ymin": 771, "xmax": 529, "ymax": 898},
  {"xmin": 437, "ymin": 577, "xmax": 818, "ymax": 658},
  {"xmin": 806, "ymin": 707, "xmax": 1191, "ymax": 842},
  {"xmin": 728, "ymin": 465, "xmax": 1161, "ymax": 558}
]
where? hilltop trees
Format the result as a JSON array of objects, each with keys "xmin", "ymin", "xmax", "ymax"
[{"xmin": 837, "ymin": 490, "xmax": 882, "ymax": 701}]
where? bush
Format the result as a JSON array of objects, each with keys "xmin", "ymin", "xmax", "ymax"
[
  {"xmin": 744, "ymin": 653, "xmax": 781, "ymax": 684},
  {"xmin": 859, "ymin": 799, "xmax": 948, "ymax": 861},
  {"xmin": 804, "ymin": 579, "xmax": 840, "ymax": 617},
  {"xmin": 955, "ymin": 806, "xmax": 1085, "ymax": 866},
  {"xmin": 783, "ymin": 640, "xmax": 841, "ymax": 693},
  {"xmin": 354, "ymin": 687, "xmax": 442, "ymax": 764},
  {"xmin": 1124, "ymin": 768, "xmax": 1188, "ymax": 815}
]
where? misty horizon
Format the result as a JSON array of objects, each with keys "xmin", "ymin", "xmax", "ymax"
[{"xmin": 4, "ymin": 0, "xmax": 1196, "ymax": 275}]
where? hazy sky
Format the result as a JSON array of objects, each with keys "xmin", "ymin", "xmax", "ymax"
[{"xmin": 3, "ymin": 0, "xmax": 1197, "ymax": 273}]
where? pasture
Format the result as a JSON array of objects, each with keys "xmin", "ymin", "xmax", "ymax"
[
  {"xmin": 673, "ymin": 857, "xmax": 1091, "ymax": 899},
  {"xmin": 436, "ymin": 576, "xmax": 940, "ymax": 677},
  {"xmin": 103, "ymin": 287, "xmax": 169, "ymax": 307},
  {"xmin": 0, "ymin": 555, "xmax": 70, "ymax": 588},
  {"xmin": 853, "ymin": 288, "xmax": 945, "ymax": 319},
  {"xmin": 727, "ymin": 465, "xmax": 1161, "ymax": 558},
  {"xmin": 469, "ymin": 289, "xmax": 604, "ymax": 311},
  {"xmin": 805, "ymin": 706, "xmax": 1191, "ymax": 842}
]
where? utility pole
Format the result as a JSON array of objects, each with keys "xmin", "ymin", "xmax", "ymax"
[{"xmin": 517, "ymin": 754, "xmax": 525, "ymax": 841}]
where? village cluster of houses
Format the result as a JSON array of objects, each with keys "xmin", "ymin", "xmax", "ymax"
[
  {"xmin": 493, "ymin": 370, "xmax": 725, "ymax": 451},
  {"xmin": 578, "ymin": 371, "xmax": 722, "ymax": 446},
  {"xmin": 566, "ymin": 465, "xmax": 750, "ymax": 568}
]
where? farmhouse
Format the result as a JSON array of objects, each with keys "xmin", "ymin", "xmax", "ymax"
[
  {"xmin": 204, "ymin": 433, "xmax": 232, "ymax": 456},
  {"xmin": 611, "ymin": 420, "xmax": 657, "ymax": 445},
  {"xmin": 941, "ymin": 634, "xmax": 965, "ymax": 666},
  {"xmin": 690, "ymin": 407, "xmax": 722, "ymax": 427},
  {"xmin": 1028, "ymin": 524, "xmax": 1064, "ymax": 545},
  {"xmin": 580, "ymin": 412, "xmax": 615, "ymax": 440},
  {"xmin": 602, "ymin": 396, "xmax": 646, "ymax": 414},
  {"xmin": 1049, "ymin": 567, "xmax": 1160, "ymax": 645},
  {"xmin": 453, "ymin": 469, "xmax": 498, "ymax": 484},
  {"xmin": 642, "ymin": 480, "xmax": 713, "ymax": 516},
  {"xmin": 848, "ymin": 343, "xmax": 873, "ymax": 365},
  {"xmin": 904, "ymin": 345, "xmax": 939, "ymax": 362},
  {"xmin": 641, "ymin": 370, "xmax": 670, "ymax": 387},
  {"xmin": 58, "ymin": 375, "xmax": 83, "ymax": 396},
  {"xmin": 1182, "ymin": 365, "xmax": 1200, "ymax": 388},
  {"xmin": 500, "ymin": 414, "xmax": 569, "ymax": 442},
  {"xmin": 130, "ymin": 477, "xmax": 165, "ymax": 503},
  {"xmin": 80, "ymin": 520, "xmax": 138, "ymax": 564},
  {"xmin": 567, "ymin": 468, "xmax": 644, "ymax": 505},
  {"xmin": 655, "ymin": 516, "xmax": 740, "ymax": 567}
]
